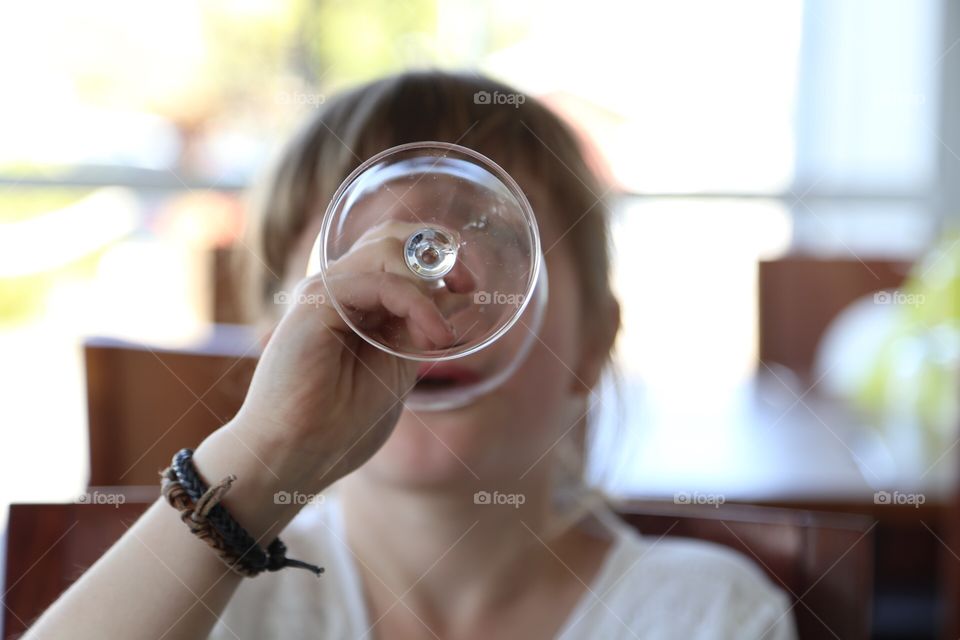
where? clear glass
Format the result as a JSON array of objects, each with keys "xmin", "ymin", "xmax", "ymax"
[{"xmin": 307, "ymin": 141, "xmax": 547, "ymax": 410}]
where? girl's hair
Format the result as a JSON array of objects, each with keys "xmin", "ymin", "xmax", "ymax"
[{"xmin": 241, "ymin": 70, "xmax": 617, "ymax": 364}]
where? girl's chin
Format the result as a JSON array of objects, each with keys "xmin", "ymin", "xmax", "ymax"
[
  {"xmin": 361, "ymin": 426, "xmax": 495, "ymax": 487},
  {"xmin": 397, "ymin": 405, "xmax": 491, "ymax": 432},
  {"xmin": 402, "ymin": 388, "xmax": 516, "ymax": 422},
  {"xmin": 357, "ymin": 456, "xmax": 481, "ymax": 492}
]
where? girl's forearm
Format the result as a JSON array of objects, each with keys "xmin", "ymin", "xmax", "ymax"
[{"xmin": 24, "ymin": 423, "xmax": 311, "ymax": 640}]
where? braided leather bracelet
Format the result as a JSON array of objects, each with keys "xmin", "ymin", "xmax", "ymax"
[{"xmin": 160, "ymin": 448, "xmax": 324, "ymax": 577}]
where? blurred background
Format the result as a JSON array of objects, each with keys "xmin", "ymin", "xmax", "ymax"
[{"xmin": 0, "ymin": 0, "xmax": 958, "ymax": 637}]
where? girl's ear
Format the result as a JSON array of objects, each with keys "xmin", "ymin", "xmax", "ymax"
[{"xmin": 570, "ymin": 296, "xmax": 620, "ymax": 396}]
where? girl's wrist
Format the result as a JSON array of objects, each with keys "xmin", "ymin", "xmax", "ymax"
[{"xmin": 190, "ymin": 424, "xmax": 325, "ymax": 539}]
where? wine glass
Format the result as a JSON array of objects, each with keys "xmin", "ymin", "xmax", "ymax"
[{"xmin": 307, "ymin": 141, "xmax": 547, "ymax": 410}]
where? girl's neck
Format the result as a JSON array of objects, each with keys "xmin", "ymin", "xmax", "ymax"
[{"xmin": 337, "ymin": 471, "xmax": 608, "ymax": 627}]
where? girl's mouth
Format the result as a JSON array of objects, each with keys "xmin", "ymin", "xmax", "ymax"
[{"xmin": 414, "ymin": 363, "xmax": 482, "ymax": 391}]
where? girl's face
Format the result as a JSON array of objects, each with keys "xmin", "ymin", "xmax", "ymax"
[{"xmin": 283, "ymin": 181, "xmax": 608, "ymax": 491}]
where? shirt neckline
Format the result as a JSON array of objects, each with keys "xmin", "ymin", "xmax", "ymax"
[{"xmin": 326, "ymin": 493, "xmax": 637, "ymax": 639}]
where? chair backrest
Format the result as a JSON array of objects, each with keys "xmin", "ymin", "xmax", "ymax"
[
  {"xmin": 211, "ymin": 247, "xmax": 246, "ymax": 325},
  {"xmin": 946, "ymin": 483, "xmax": 960, "ymax": 638},
  {"xmin": 758, "ymin": 257, "xmax": 911, "ymax": 379},
  {"xmin": 84, "ymin": 326, "xmax": 256, "ymax": 486},
  {"xmin": 3, "ymin": 498, "xmax": 873, "ymax": 640},
  {"xmin": 2, "ymin": 494, "xmax": 154, "ymax": 639},
  {"xmin": 618, "ymin": 501, "xmax": 874, "ymax": 640}
]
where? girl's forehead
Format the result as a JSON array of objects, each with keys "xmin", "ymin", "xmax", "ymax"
[
  {"xmin": 324, "ymin": 164, "xmax": 565, "ymax": 235},
  {"xmin": 291, "ymin": 163, "xmax": 570, "ymax": 280}
]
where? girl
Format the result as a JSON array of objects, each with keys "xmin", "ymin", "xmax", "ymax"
[{"xmin": 27, "ymin": 71, "xmax": 795, "ymax": 639}]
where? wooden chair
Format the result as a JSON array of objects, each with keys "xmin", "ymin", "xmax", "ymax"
[
  {"xmin": 211, "ymin": 246, "xmax": 247, "ymax": 325},
  {"xmin": 4, "ymin": 498, "xmax": 873, "ymax": 640},
  {"xmin": 757, "ymin": 256, "xmax": 954, "ymax": 637},
  {"xmin": 757, "ymin": 257, "xmax": 912, "ymax": 379},
  {"xmin": 619, "ymin": 501, "xmax": 874, "ymax": 640},
  {"xmin": 84, "ymin": 326, "xmax": 257, "ymax": 486},
  {"xmin": 943, "ymin": 466, "xmax": 960, "ymax": 640}
]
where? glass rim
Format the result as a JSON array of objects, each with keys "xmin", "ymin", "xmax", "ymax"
[{"xmin": 317, "ymin": 140, "xmax": 543, "ymax": 361}]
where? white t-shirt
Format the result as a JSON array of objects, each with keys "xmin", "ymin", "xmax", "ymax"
[{"xmin": 210, "ymin": 495, "xmax": 796, "ymax": 639}]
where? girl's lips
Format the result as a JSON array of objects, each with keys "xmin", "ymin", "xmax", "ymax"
[{"xmin": 415, "ymin": 363, "xmax": 482, "ymax": 387}]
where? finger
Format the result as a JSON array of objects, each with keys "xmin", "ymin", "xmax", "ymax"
[
  {"xmin": 327, "ymin": 235, "xmax": 409, "ymax": 280},
  {"xmin": 326, "ymin": 272, "xmax": 456, "ymax": 348},
  {"xmin": 441, "ymin": 258, "xmax": 477, "ymax": 294},
  {"xmin": 285, "ymin": 274, "xmax": 344, "ymax": 332},
  {"xmin": 329, "ymin": 236, "xmax": 475, "ymax": 315}
]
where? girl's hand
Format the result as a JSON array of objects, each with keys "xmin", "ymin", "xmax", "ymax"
[{"xmin": 220, "ymin": 221, "xmax": 474, "ymax": 495}]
